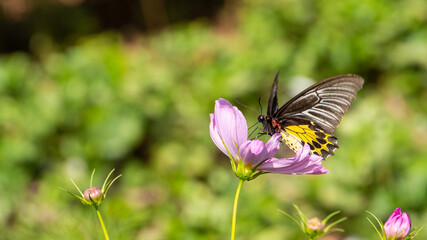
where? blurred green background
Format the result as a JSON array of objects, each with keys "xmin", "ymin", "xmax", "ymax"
[{"xmin": 0, "ymin": 0, "xmax": 426, "ymax": 239}]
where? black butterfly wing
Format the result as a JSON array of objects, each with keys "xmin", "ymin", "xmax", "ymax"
[
  {"xmin": 274, "ymin": 74, "xmax": 364, "ymax": 158},
  {"xmin": 275, "ymin": 74, "xmax": 364, "ymax": 133},
  {"xmin": 266, "ymin": 71, "xmax": 280, "ymax": 116}
]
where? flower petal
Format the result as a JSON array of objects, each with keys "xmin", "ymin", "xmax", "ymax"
[
  {"xmin": 239, "ymin": 140, "xmax": 268, "ymax": 166},
  {"xmin": 257, "ymin": 143, "xmax": 329, "ymax": 175},
  {"xmin": 209, "ymin": 113, "xmax": 227, "ymax": 156},
  {"xmin": 264, "ymin": 134, "xmax": 281, "ymax": 158},
  {"xmin": 214, "ymin": 98, "xmax": 248, "ymax": 158},
  {"xmin": 238, "ymin": 134, "xmax": 281, "ymax": 166}
]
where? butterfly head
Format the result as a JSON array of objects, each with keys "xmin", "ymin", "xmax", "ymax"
[
  {"xmin": 257, "ymin": 115, "xmax": 278, "ymax": 135},
  {"xmin": 257, "ymin": 115, "xmax": 266, "ymax": 123},
  {"xmin": 257, "ymin": 115, "xmax": 272, "ymax": 127}
]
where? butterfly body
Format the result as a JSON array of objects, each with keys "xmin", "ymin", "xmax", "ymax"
[{"xmin": 258, "ymin": 72, "xmax": 364, "ymax": 159}]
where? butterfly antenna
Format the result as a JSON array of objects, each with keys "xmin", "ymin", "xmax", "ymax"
[
  {"xmin": 235, "ymin": 97, "xmax": 260, "ymax": 115},
  {"xmin": 258, "ymin": 97, "xmax": 263, "ymax": 114}
]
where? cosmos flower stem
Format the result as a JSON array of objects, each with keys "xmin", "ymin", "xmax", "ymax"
[
  {"xmin": 95, "ymin": 206, "xmax": 110, "ymax": 240},
  {"xmin": 231, "ymin": 179, "xmax": 244, "ymax": 240}
]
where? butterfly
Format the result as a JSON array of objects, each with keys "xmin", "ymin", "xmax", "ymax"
[{"xmin": 258, "ymin": 72, "xmax": 364, "ymax": 159}]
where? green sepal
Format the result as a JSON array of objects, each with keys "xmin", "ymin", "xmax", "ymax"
[{"xmin": 61, "ymin": 168, "xmax": 121, "ymax": 207}]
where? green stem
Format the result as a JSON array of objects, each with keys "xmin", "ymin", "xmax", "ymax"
[
  {"xmin": 95, "ymin": 207, "xmax": 110, "ymax": 240},
  {"xmin": 231, "ymin": 179, "xmax": 244, "ymax": 240}
]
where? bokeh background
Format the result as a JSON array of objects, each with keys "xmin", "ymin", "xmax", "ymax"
[{"xmin": 1, "ymin": 0, "xmax": 426, "ymax": 239}]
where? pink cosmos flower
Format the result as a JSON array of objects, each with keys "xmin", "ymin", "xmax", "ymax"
[
  {"xmin": 384, "ymin": 208, "xmax": 411, "ymax": 240},
  {"xmin": 209, "ymin": 98, "xmax": 328, "ymax": 180}
]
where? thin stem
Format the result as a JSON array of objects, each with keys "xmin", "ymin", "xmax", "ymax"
[
  {"xmin": 95, "ymin": 207, "xmax": 110, "ymax": 240},
  {"xmin": 231, "ymin": 179, "xmax": 244, "ymax": 240}
]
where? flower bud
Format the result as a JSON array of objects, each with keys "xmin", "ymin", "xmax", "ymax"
[
  {"xmin": 306, "ymin": 217, "xmax": 324, "ymax": 232},
  {"xmin": 384, "ymin": 208, "xmax": 411, "ymax": 240},
  {"xmin": 84, "ymin": 187, "xmax": 103, "ymax": 203}
]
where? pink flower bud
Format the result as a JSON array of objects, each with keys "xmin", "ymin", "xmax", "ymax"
[
  {"xmin": 306, "ymin": 217, "xmax": 324, "ymax": 232},
  {"xmin": 384, "ymin": 208, "xmax": 411, "ymax": 239},
  {"xmin": 84, "ymin": 187, "xmax": 102, "ymax": 202}
]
